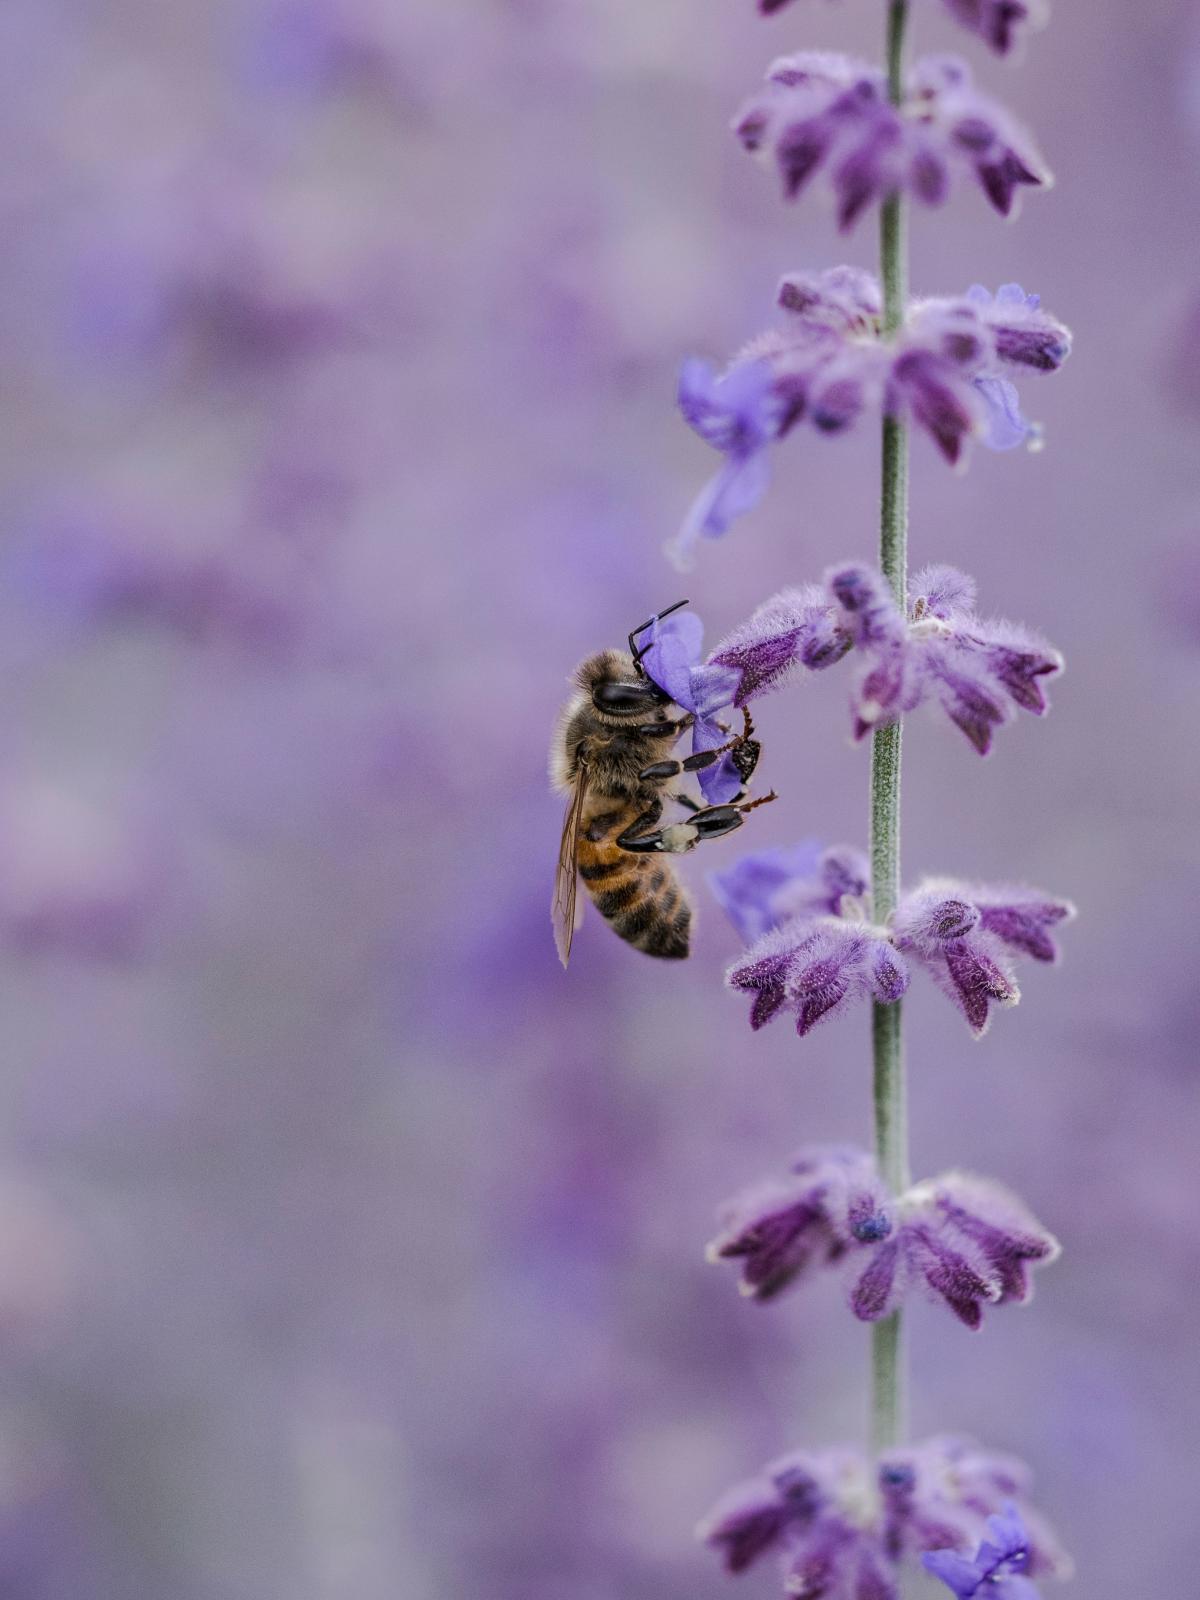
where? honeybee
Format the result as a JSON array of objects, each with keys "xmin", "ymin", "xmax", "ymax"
[{"xmin": 551, "ymin": 601, "xmax": 776, "ymax": 966}]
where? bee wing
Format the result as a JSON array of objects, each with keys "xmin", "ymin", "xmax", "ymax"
[{"xmin": 553, "ymin": 761, "xmax": 589, "ymax": 968}]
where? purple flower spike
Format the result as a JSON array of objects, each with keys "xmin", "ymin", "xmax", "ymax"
[
  {"xmin": 709, "ymin": 585, "xmax": 852, "ymax": 705},
  {"xmin": 924, "ymin": 1503, "xmax": 1041, "ymax": 1599},
  {"xmin": 893, "ymin": 878, "xmax": 1073, "ymax": 1037},
  {"xmin": 707, "ymin": 1146, "xmax": 891, "ymax": 1302},
  {"xmin": 671, "ymin": 358, "xmax": 778, "ymax": 566},
  {"xmin": 912, "ymin": 58, "xmax": 1051, "ymax": 221},
  {"xmin": 639, "ymin": 609, "xmax": 744, "ymax": 804}
]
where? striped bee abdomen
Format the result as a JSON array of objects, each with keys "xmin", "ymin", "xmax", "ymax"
[{"xmin": 577, "ymin": 837, "xmax": 692, "ymax": 959}]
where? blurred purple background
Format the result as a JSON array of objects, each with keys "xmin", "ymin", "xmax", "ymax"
[{"xmin": 0, "ymin": 2, "xmax": 1196, "ymax": 1596}]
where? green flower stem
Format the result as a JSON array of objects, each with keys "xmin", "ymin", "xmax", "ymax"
[{"xmin": 871, "ymin": 0, "xmax": 911, "ymax": 1459}]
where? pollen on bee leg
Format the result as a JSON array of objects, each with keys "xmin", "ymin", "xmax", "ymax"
[{"xmin": 660, "ymin": 822, "xmax": 699, "ymax": 854}]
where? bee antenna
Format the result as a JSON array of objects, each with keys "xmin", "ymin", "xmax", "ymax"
[{"xmin": 628, "ymin": 599, "xmax": 689, "ymax": 672}]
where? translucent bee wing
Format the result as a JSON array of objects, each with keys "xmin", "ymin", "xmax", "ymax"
[{"xmin": 553, "ymin": 762, "xmax": 589, "ymax": 968}]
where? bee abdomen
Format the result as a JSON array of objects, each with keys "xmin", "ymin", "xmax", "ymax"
[{"xmin": 582, "ymin": 852, "xmax": 692, "ymax": 960}]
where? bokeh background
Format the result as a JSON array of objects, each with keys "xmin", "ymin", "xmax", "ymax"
[{"xmin": 1, "ymin": 1, "xmax": 1197, "ymax": 1596}]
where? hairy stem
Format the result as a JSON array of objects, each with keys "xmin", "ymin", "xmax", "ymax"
[{"xmin": 871, "ymin": 0, "xmax": 910, "ymax": 1458}]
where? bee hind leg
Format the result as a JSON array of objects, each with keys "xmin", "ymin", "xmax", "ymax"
[{"xmin": 618, "ymin": 791, "xmax": 777, "ymax": 855}]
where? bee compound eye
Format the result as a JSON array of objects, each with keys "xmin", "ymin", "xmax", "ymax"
[{"xmin": 593, "ymin": 679, "xmax": 665, "ymax": 711}]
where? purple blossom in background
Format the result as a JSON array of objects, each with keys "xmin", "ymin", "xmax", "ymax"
[
  {"xmin": 733, "ymin": 53, "xmax": 1049, "ymax": 228},
  {"xmin": 718, "ymin": 846, "xmax": 1072, "ymax": 1037},
  {"xmin": 671, "ymin": 358, "xmax": 780, "ymax": 567},
  {"xmin": 828, "ymin": 561, "xmax": 1064, "ymax": 752},
  {"xmin": 699, "ymin": 1435, "xmax": 1067, "ymax": 1595},
  {"xmin": 709, "ymin": 1147, "xmax": 1058, "ymax": 1326},
  {"xmin": 673, "ymin": 270, "xmax": 1070, "ymax": 555},
  {"xmin": 638, "ymin": 608, "xmax": 744, "ymax": 802},
  {"xmin": 924, "ymin": 1503, "xmax": 1041, "ymax": 1598},
  {"xmin": 752, "ymin": 0, "xmax": 1049, "ymax": 57}
]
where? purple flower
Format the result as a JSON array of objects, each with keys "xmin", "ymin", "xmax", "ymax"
[
  {"xmin": 709, "ymin": 1150, "xmax": 1058, "ymax": 1328},
  {"xmin": 733, "ymin": 54, "xmax": 1050, "ymax": 230},
  {"xmin": 699, "ymin": 1437, "xmax": 1069, "ymax": 1594},
  {"xmin": 728, "ymin": 914, "xmax": 908, "ymax": 1035},
  {"xmin": 924, "ymin": 1504, "xmax": 1041, "ymax": 1599},
  {"xmin": 638, "ymin": 609, "xmax": 744, "ymax": 803},
  {"xmin": 706, "ymin": 1146, "xmax": 892, "ymax": 1301},
  {"xmin": 939, "ymin": 0, "xmax": 1049, "ymax": 58},
  {"xmin": 850, "ymin": 1171, "xmax": 1060, "ymax": 1328},
  {"xmin": 828, "ymin": 563, "xmax": 1064, "ymax": 753},
  {"xmin": 673, "ymin": 273, "xmax": 1070, "ymax": 550},
  {"xmin": 709, "ymin": 586, "xmax": 853, "ymax": 705},
  {"xmin": 893, "ymin": 879, "xmax": 1074, "ymax": 1037},
  {"xmin": 708, "ymin": 841, "xmax": 824, "ymax": 944},
  {"xmin": 670, "ymin": 358, "xmax": 779, "ymax": 568},
  {"xmin": 750, "ymin": 0, "xmax": 1049, "ymax": 58},
  {"xmin": 713, "ymin": 846, "xmax": 1072, "ymax": 1038}
]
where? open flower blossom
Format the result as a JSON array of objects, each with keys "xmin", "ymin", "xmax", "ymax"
[
  {"xmin": 669, "ymin": 357, "xmax": 780, "ymax": 567},
  {"xmin": 673, "ymin": 268, "xmax": 1070, "ymax": 562},
  {"xmin": 733, "ymin": 52, "xmax": 1050, "ymax": 230},
  {"xmin": 828, "ymin": 562, "xmax": 1063, "ymax": 753},
  {"xmin": 717, "ymin": 845, "xmax": 1073, "ymax": 1038},
  {"xmin": 708, "ymin": 1146, "xmax": 1059, "ymax": 1328},
  {"xmin": 638, "ymin": 608, "xmax": 743, "ymax": 803},
  {"xmin": 753, "ymin": 0, "xmax": 1049, "ymax": 59},
  {"xmin": 699, "ymin": 1435, "xmax": 1069, "ymax": 1598},
  {"xmin": 924, "ymin": 1503, "xmax": 1042, "ymax": 1598}
]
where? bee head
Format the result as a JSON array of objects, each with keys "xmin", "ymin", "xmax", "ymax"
[{"xmin": 577, "ymin": 651, "xmax": 673, "ymax": 719}]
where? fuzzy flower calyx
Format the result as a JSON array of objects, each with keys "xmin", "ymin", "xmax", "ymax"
[
  {"xmin": 674, "ymin": 270, "xmax": 1070, "ymax": 560},
  {"xmin": 734, "ymin": 53, "xmax": 1050, "ymax": 230},
  {"xmin": 709, "ymin": 1146, "xmax": 1059, "ymax": 1328},
  {"xmin": 700, "ymin": 1435, "xmax": 1069, "ymax": 1599},
  {"xmin": 716, "ymin": 845, "xmax": 1073, "ymax": 1038}
]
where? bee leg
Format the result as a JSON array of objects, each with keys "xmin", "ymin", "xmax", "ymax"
[
  {"xmin": 614, "ymin": 799, "xmax": 665, "ymax": 851},
  {"xmin": 618, "ymin": 791, "xmax": 777, "ymax": 855},
  {"xmin": 673, "ymin": 794, "xmax": 701, "ymax": 813}
]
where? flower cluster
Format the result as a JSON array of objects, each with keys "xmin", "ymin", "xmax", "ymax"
[
  {"xmin": 708, "ymin": 1145, "xmax": 1059, "ymax": 1328},
  {"xmin": 831, "ymin": 562, "xmax": 1063, "ymax": 753},
  {"xmin": 715, "ymin": 846, "xmax": 1073, "ymax": 1038},
  {"xmin": 672, "ymin": 270, "xmax": 1070, "ymax": 564},
  {"xmin": 700, "ymin": 1434, "xmax": 1069, "ymax": 1598},
  {"xmin": 753, "ymin": 0, "xmax": 1049, "ymax": 59},
  {"xmin": 703, "ymin": 562, "xmax": 1062, "ymax": 754},
  {"xmin": 734, "ymin": 53, "xmax": 1049, "ymax": 229}
]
